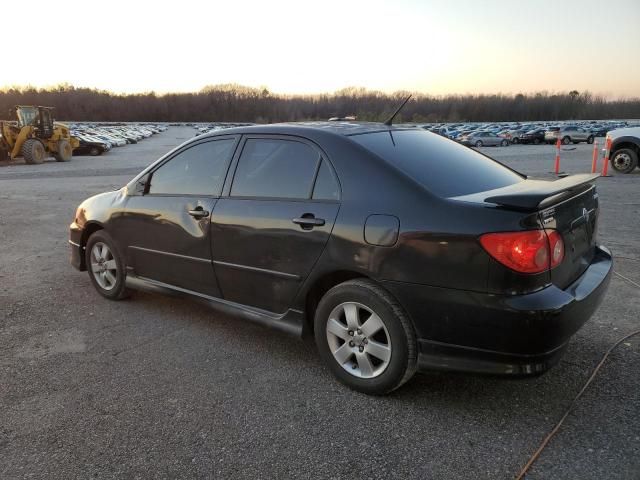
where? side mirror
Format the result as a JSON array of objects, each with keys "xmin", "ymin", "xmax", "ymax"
[{"xmin": 133, "ymin": 174, "xmax": 150, "ymax": 195}]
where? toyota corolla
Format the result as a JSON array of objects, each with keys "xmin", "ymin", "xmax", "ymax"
[{"xmin": 69, "ymin": 122, "xmax": 612, "ymax": 394}]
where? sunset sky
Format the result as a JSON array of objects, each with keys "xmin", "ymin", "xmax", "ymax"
[{"xmin": 4, "ymin": 0, "xmax": 639, "ymax": 98}]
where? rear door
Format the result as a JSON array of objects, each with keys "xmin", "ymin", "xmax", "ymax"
[{"xmin": 211, "ymin": 135, "xmax": 340, "ymax": 313}]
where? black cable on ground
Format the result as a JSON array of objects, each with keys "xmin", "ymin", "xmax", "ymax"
[{"xmin": 515, "ymin": 271, "xmax": 640, "ymax": 479}]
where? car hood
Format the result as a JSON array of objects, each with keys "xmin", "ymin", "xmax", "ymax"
[{"xmin": 608, "ymin": 126, "xmax": 640, "ymax": 140}]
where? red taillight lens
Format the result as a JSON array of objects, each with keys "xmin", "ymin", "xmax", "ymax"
[
  {"xmin": 479, "ymin": 230, "xmax": 563, "ymax": 274},
  {"xmin": 547, "ymin": 230, "xmax": 564, "ymax": 267}
]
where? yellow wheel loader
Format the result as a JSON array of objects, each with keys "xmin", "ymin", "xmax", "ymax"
[{"xmin": 0, "ymin": 106, "xmax": 79, "ymax": 164}]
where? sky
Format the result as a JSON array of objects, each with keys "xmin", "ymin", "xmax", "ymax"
[{"xmin": 3, "ymin": 0, "xmax": 639, "ymax": 98}]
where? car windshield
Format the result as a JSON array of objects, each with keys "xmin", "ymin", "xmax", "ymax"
[{"xmin": 350, "ymin": 129, "xmax": 524, "ymax": 197}]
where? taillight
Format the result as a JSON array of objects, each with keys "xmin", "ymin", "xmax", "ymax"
[
  {"xmin": 547, "ymin": 230, "xmax": 564, "ymax": 268},
  {"xmin": 479, "ymin": 230, "xmax": 564, "ymax": 274}
]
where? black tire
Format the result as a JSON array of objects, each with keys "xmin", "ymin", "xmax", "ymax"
[
  {"xmin": 562, "ymin": 136, "xmax": 571, "ymax": 145},
  {"xmin": 89, "ymin": 147, "xmax": 101, "ymax": 156},
  {"xmin": 475, "ymin": 140, "xmax": 483, "ymax": 147},
  {"xmin": 587, "ymin": 136, "xmax": 594, "ymax": 144},
  {"xmin": 85, "ymin": 230, "xmax": 130, "ymax": 300},
  {"xmin": 511, "ymin": 138, "xmax": 519, "ymax": 144},
  {"xmin": 21, "ymin": 139, "xmax": 46, "ymax": 164},
  {"xmin": 533, "ymin": 138, "xmax": 541, "ymax": 145},
  {"xmin": 314, "ymin": 279, "xmax": 417, "ymax": 395},
  {"xmin": 54, "ymin": 139, "xmax": 72, "ymax": 162},
  {"xmin": 610, "ymin": 148, "xmax": 638, "ymax": 174},
  {"xmin": 500, "ymin": 139, "xmax": 509, "ymax": 147},
  {"xmin": 0, "ymin": 147, "xmax": 8, "ymax": 162}
]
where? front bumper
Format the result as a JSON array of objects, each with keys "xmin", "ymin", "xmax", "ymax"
[
  {"xmin": 69, "ymin": 222, "xmax": 86, "ymax": 271},
  {"xmin": 382, "ymin": 245, "xmax": 613, "ymax": 376}
]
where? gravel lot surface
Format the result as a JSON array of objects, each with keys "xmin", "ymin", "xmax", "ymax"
[{"xmin": 1, "ymin": 128, "xmax": 638, "ymax": 479}]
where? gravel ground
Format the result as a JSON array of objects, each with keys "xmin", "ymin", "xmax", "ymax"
[{"xmin": 1, "ymin": 128, "xmax": 638, "ymax": 479}]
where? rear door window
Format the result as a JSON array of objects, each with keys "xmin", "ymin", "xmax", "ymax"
[
  {"xmin": 231, "ymin": 138, "xmax": 320, "ymax": 199},
  {"xmin": 350, "ymin": 129, "xmax": 523, "ymax": 198}
]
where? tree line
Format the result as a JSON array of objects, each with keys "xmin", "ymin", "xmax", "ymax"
[{"xmin": 1, "ymin": 84, "xmax": 638, "ymax": 123}]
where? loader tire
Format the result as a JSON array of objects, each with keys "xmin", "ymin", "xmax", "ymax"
[
  {"xmin": 22, "ymin": 139, "xmax": 46, "ymax": 164},
  {"xmin": 55, "ymin": 139, "xmax": 73, "ymax": 162},
  {"xmin": 0, "ymin": 148, "xmax": 8, "ymax": 162}
]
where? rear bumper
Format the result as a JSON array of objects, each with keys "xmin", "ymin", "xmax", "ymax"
[{"xmin": 382, "ymin": 245, "xmax": 612, "ymax": 376}]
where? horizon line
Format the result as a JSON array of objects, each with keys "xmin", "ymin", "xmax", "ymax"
[{"xmin": 1, "ymin": 83, "xmax": 639, "ymax": 101}]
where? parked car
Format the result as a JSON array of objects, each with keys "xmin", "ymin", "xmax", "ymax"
[
  {"xmin": 589, "ymin": 125, "xmax": 610, "ymax": 137},
  {"xmin": 73, "ymin": 138, "xmax": 109, "ymax": 156},
  {"xmin": 459, "ymin": 131, "xmax": 510, "ymax": 147},
  {"xmin": 69, "ymin": 122, "xmax": 612, "ymax": 394},
  {"xmin": 607, "ymin": 127, "xmax": 640, "ymax": 174},
  {"xmin": 518, "ymin": 128, "xmax": 546, "ymax": 145},
  {"xmin": 545, "ymin": 126, "xmax": 595, "ymax": 145}
]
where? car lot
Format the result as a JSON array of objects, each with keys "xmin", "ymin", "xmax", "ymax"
[{"xmin": 1, "ymin": 127, "xmax": 638, "ymax": 479}]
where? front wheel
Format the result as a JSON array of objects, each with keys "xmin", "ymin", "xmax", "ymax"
[
  {"xmin": 562, "ymin": 136, "xmax": 571, "ymax": 145},
  {"xmin": 587, "ymin": 136, "xmax": 594, "ymax": 144},
  {"xmin": 500, "ymin": 139, "xmax": 509, "ymax": 147},
  {"xmin": 533, "ymin": 138, "xmax": 541, "ymax": 145},
  {"xmin": 85, "ymin": 230, "xmax": 130, "ymax": 300},
  {"xmin": 610, "ymin": 148, "xmax": 638, "ymax": 174},
  {"xmin": 511, "ymin": 138, "xmax": 519, "ymax": 144},
  {"xmin": 314, "ymin": 279, "xmax": 417, "ymax": 395},
  {"xmin": 475, "ymin": 140, "xmax": 483, "ymax": 147},
  {"xmin": 55, "ymin": 139, "xmax": 73, "ymax": 162}
]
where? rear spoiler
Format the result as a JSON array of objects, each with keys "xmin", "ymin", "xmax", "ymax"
[{"xmin": 484, "ymin": 173, "xmax": 600, "ymax": 211}]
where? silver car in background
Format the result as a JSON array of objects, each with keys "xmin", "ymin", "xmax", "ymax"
[
  {"xmin": 459, "ymin": 131, "xmax": 510, "ymax": 147},
  {"xmin": 544, "ymin": 126, "xmax": 595, "ymax": 145}
]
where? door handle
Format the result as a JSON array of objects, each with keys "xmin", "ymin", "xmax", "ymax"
[
  {"xmin": 188, "ymin": 207, "xmax": 209, "ymax": 219},
  {"xmin": 293, "ymin": 215, "xmax": 325, "ymax": 229}
]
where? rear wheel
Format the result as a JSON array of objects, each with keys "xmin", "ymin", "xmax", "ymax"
[
  {"xmin": 475, "ymin": 140, "xmax": 483, "ymax": 147},
  {"xmin": 610, "ymin": 148, "xmax": 638, "ymax": 174},
  {"xmin": 511, "ymin": 138, "xmax": 519, "ymax": 144},
  {"xmin": 562, "ymin": 136, "xmax": 571, "ymax": 145},
  {"xmin": 587, "ymin": 136, "xmax": 594, "ymax": 144},
  {"xmin": 85, "ymin": 230, "xmax": 130, "ymax": 300},
  {"xmin": 54, "ymin": 139, "xmax": 72, "ymax": 162},
  {"xmin": 500, "ymin": 139, "xmax": 509, "ymax": 147},
  {"xmin": 21, "ymin": 139, "xmax": 46, "ymax": 164},
  {"xmin": 314, "ymin": 279, "xmax": 417, "ymax": 395},
  {"xmin": 89, "ymin": 146, "xmax": 101, "ymax": 156},
  {"xmin": 533, "ymin": 138, "xmax": 541, "ymax": 145}
]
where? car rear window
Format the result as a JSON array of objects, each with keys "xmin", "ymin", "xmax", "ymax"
[{"xmin": 350, "ymin": 129, "xmax": 523, "ymax": 197}]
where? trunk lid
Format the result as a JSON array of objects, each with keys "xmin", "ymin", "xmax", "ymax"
[
  {"xmin": 453, "ymin": 174, "xmax": 600, "ymax": 289},
  {"xmin": 539, "ymin": 185, "xmax": 598, "ymax": 288}
]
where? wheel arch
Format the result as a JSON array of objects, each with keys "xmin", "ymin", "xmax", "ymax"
[
  {"xmin": 81, "ymin": 221, "xmax": 105, "ymax": 250},
  {"xmin": 302, "ymin": 270, "xmax": 369, "ymax": 336},
  {"xmin": 611, "ymin": 139, "xmax": 640, "ymax": 157}
]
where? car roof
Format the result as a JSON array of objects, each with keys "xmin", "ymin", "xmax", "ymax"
[{"xmin": 200, "ymin": 121, "xmax": 410, "ymax": 139}]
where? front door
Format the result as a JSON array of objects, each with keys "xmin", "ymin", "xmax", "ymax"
[
  {"xmin": 115, "ymin": 136, "xmax": 238, "ymax": 297},
  {"xmin": 211, "ymin": 136, "xmax": 341, "ymax": 313}
]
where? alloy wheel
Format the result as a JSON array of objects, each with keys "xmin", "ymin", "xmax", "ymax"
[
  {"xmin": 325, "ymin": 302, "xmax": 392, "ymax": 379},
  {"xmin": 90, "ymin": 242, "xmax": 118, "ymax": 291}
]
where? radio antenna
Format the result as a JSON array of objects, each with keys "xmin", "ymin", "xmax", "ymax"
[{"xmin": 383, "ymin": 95, "xmax": 412, "ymax": 126}]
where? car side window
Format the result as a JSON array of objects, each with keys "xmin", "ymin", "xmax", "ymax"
[
  {"xmin": 148, "ymin": 139, "xmax": 235, "ymax": 196},
  {"xmin": 231, "ymin": 138, "xmax": 320, "ymax": 199},
  {"xmin": 312, "ymin": 160, "xmax": 340, "ymax": 201}
]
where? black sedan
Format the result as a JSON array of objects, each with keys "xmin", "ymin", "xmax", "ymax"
[
  {"xmin": 69, "ymin": 123, "xmax": 612, "ymax": 394},
  {"xmin": 518, "ymin": 128, "xmax": 546, "ymax": 144},
  {"xmin": 73, "ymin": 138, "xmax": 108, "ymax": 156}
]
